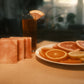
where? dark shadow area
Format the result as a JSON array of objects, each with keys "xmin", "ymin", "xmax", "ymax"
[
  {"xmin": 68, "ymin": 24, "xmax": 84, "ymax": 40},
  {"xmin": 36, "ymin": 56, "xmax": 84, "ymax": 71},
  {"xmin": 37, "ymin": 29, "xmax": 81, "ymax": 42},
  {"xmin": 37, "ymin": 9, "xmax": 84, "ymax": 42},
  {"xmin": 37, "ymin": 12, "xmax": 84, "ymax": 42},
  {"xmin": 0, "ymin": 0, "xmax": 43, "ymax": 38}
]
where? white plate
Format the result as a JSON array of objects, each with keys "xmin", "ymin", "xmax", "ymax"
[{"xmin": 35, "ymin": 44, "xmax": 84, "ymax": 65}]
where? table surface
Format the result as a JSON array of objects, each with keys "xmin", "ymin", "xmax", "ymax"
[{"xmin": 0, "ymin": 41, "xmax": 84, "ymax": 84}]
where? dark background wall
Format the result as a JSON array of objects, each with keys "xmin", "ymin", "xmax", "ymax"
[{"xmin": 0, "ymin": 0, "xmax": 43, "ymax": 37}]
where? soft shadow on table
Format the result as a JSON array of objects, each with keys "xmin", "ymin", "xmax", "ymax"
[{"xmin": 36, "ymin": 57, "xmax": 84, "ymax": 71}]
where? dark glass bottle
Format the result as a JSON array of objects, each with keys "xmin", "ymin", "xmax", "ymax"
[{"xmin": 22, "ymin": 11, "xmax": 37, "ymax": 51}]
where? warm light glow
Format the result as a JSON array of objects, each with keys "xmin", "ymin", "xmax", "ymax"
[
  {"xmin": 58, "ymin": 0, "xmax": 78, "ymax": 5},
  {"xmin": 44, "ymin": 0, "xmax": 51, "ymax": 2}
]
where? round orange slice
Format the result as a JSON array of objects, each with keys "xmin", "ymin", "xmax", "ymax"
[
  {"xmin": 68, "ymin": 50, "xmax": 84, "ymax": 59},
  {"xmin": 29, "ymin": 10, "xmax": 45, "ymax": 20},
  {"xmin": 45, "ymin": 49, "xmax": 67, "ymax": 61},
  {"xmin": 76, "ymin": 40, "xmax": 84, "ymax": 50},
  {"xmin": 57, "ymin": 41, "xmax": 80, "ymax": 52}
]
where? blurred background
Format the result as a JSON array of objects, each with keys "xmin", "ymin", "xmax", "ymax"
[{"xmin": 0, "ymin": 0, "xmax": 84, "ymax": 42}]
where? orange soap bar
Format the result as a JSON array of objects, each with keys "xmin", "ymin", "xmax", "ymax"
[
  {"xmin": 0, "ymin": 39, "xmax": 18, "ymax": 64},
  {"xmin": 10, "ymin": 37, "xmax": 32, "ymax": 59},
  {"xmin": 24, "ymin": 37, "xmax": 32, "ymax": 58},
  {"xmin": 10, "ymin": 37, "xmax": 25, "ymax": 61}
]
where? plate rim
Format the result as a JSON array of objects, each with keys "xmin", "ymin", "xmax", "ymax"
[{"xmin": 35, "ymin": 44, "xmax": 84, "ymax": 65}]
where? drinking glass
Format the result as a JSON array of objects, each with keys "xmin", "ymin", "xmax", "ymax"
[{"xmin": 22, "ymin": 11, "xmax": 37, "ymax": 51}]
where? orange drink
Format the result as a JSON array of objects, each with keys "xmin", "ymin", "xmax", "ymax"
[
  {"xmin": 22, "ymin": 18, "xmax": 37, "ymax": 51},
  {"xmin": 22, "ymin": 10, "xmax": 45, "ymax": 51}
]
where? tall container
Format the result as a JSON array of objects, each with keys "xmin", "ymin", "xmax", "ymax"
[{"xmin": 22, "ymin": 11, "xmax": 37, "ymax": 51}]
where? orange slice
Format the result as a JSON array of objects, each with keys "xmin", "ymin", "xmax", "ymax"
[
  {"xmin": 68, "ymin": 50, "xmax": 84, "ymax": 59},
  {"xmin": 80, "ymin": 58, "xmax": 84, "ymax": 62},
  {"xmin": 39, "ymin": 48, "xmax": 51, "ymax": 58},
  {"xmin": 57, "ymin": 41, "xmax": 80, "ymax": 52},
  {"xmin": 53, "ymin": 43, "xmax": 59, "ymax": 49},
  {"xmin": 45, "ymin": 49, "xmax": 67, "ymax": 61},
  {"xmin": 76, "ymin": 40, "xmax": 84, "ymax": 50},
  {"xmin": 29, "ymin": 10, "xmax": 45, "ymax": 20}
]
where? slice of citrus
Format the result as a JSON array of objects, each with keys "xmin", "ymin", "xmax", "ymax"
[
  {"xmin": 57, "ymin": 41, "xmax": 80, "ymax": 52},
  {"xmin": 45, "ymin": 49, "xmax": 67, "ymax": 61},
  {"xmin": 39, "ymin": 48, "xmax": 51, "ymax": 58},
  {"xmin": 53, "ymin": 43, "xmax": 59, "ymax": 49},
  {"xmin": 80, "ymin": 58, "xmax": 84, "ymax": 62},
  {"xmin": 76, "ymin": 40, "xmax": 84, "ymax": 50},
  {"xmin": 68, "ymin": 51, "xmax": 84, "ymax": 59},
  {"xmin": 29, "ymin": 10, "xmax": 45, "ymax": 20}
]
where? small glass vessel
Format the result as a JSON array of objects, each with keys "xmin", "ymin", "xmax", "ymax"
[{"xmin": 22, "ymin": 10, "xmax": 37, "ymax": 51}]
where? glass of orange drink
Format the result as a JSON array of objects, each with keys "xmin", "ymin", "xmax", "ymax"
[{"xmin": 22, "ymin": 10, "xmax": 45, "ymax": 51}]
